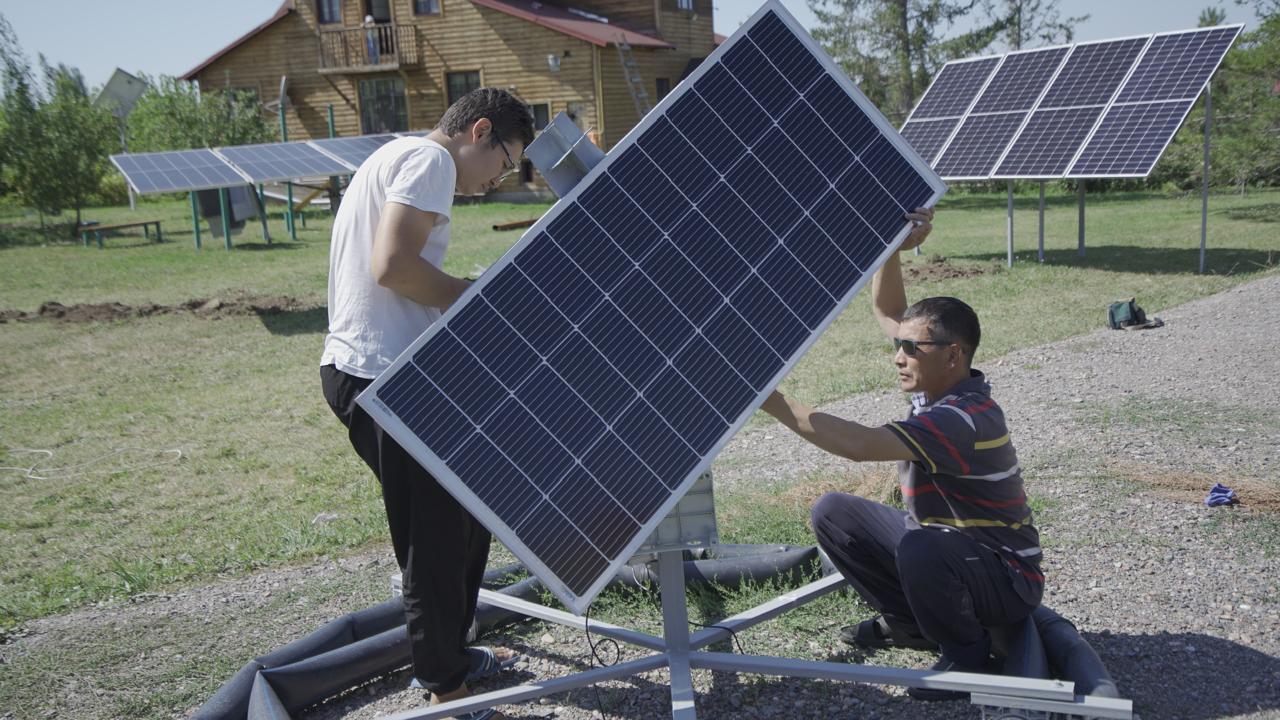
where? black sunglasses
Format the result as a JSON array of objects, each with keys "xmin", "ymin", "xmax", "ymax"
[{"xmin": 893, "ymin": 337, "xmax": 952, "ymax": 357}]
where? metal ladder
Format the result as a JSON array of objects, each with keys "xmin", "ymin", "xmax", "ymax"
[{"xmin": 615, "ymin": 36, "xmax": 653, "ymax": 118}]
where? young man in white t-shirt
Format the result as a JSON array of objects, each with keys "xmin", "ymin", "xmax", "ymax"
[{"xmin": 321, "ymin": 88, "xmax": 532, "ymax": 719}]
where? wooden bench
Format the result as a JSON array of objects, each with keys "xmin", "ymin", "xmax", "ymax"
[{"xmin": 78, "ymin": 219, "xmax": 163, "ymax": 248}]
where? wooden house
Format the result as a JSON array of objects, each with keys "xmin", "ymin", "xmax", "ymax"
[{"xmin": 182, "ymin": 0, "xmax": 719, "ymax": 196}]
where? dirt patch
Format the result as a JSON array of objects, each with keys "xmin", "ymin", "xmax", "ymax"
[
  {"xmin": 903, "ymin": 254, "xmax": 1000, "ymax": 282},
  {"xmin": 0, "ymin": 294, "xmax": 320, "ymax": 324},
  {"xmin": 1108, "ymin": 460, "xmax": 1280, "ymax": 512}
]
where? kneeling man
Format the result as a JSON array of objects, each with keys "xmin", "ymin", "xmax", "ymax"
[{"xmin": 761, "ymin": 208, "xmax": 1043, "ymax": 701}]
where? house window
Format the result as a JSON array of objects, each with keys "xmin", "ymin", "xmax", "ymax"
[
  {"xmin": 446, "ymin": 71, "xmax": 481, "ymax": 105},
  {"xmin": 656, "ymin": 78, "xmax": 671, "ymax": 100},
  {"xmin": 317, "ymin": 0, "xmax": 341, "ymax": 24},
  {"xmin": 414, "ymin": 0, "xmax": 441, "ymax": 15},
  {"xmin": 520, "ymin": 158, "xmax": 534, "ymax": 183},
  {"xmin": 358, "ymin": 77, "xmax": 408, "ymax": 133},
  {"xmin": 677, "ymin": 0, "xmax": 693, "ymax": 10},
  {"xmin": 529, "ymin": 103, "xmax": 550, "ymax": 131}
]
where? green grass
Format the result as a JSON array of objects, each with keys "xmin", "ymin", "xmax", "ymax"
[{"xmin": 0, "ymin": 188, "xmax": 1277, "ymax": 632}]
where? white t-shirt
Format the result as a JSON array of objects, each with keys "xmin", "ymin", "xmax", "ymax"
[{"xmin": 321, "ymin": 137, "xmax": 457, "ymax": 378}]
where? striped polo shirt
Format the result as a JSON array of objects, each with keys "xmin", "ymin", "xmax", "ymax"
[{"xmin": 884, "ymin": 370, "xmax": 1044, "ymax": 606}]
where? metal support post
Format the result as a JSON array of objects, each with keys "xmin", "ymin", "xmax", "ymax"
[
  {"xmin": 258, "ymin": 185, "xmax": 271, "ymax": 243},
  {"xmin": 1006, "ymin": 181, "xmax": 1014, "ymax": 268},
  {"xmin": 190, "ymin": 192, "xmax": 202, "ymax": 250},
  {"xmin": 218, "ymin": 187, "xmax": 233, "ymax": 250},
  {"xmin": 1077, "ymin": 182, "xmax": 1086, "ymax": 257},
  {"xmin": 1200, "ymin": 84, "xmax": 1212, "ymax": 275},
  {"xmin": 658, "ymin": 550, "xmax": 697, "ymax": 719},
  {"xmin": 1038, "ymin": 182, "xmax": 1046, "ymax": 263},
  {"xmin": 280, "ymin": 100, "xmax": 297, "ymax": 240},
  {"xmin": 328, "ymin": 104, "xmax": 342, "ymax": 217}
]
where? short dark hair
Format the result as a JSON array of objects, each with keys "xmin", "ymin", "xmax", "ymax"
[
  {"xmin": 901, "ymin": 296, "xmax": 981, "ymax": 366},
  {"xmin": 438, "ymin": 87, "xmax": 534, "ymax": 149}
]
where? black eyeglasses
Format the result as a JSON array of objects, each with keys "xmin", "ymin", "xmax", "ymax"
[
  {"xmin": 893, "ymin": 337, "xmax": 952, "ymax": 357},
  {"xmin": 496, "ymin": 139, "xmax": 518, "ymax": 183}
]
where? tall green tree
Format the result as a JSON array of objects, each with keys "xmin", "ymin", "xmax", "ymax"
[
  {"xmin": 127, "ymin": 75, "xmax": 272, "ymax": 153},
  {"xmin": 37, "ymin": 60, "xmax": 117, "ymax": 232},
  {"xmin": 808, "ymin": 0, "xmax": 1008, "ymax": 122},
  {"xmin": 984, "ymin": 0, "xmax": 1089, "ymax": 50}
]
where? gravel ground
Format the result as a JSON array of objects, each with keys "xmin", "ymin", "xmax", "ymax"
[{"xmin": 5, "ymin": 273, "xmax": 1278, "ymax": 720}]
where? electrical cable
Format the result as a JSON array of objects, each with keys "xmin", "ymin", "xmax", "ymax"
[{"xmin": 582, "ymin": 603, "xmax": 620, "ymax": 720}]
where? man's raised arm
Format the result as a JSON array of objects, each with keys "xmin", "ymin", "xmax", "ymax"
[{"xmin": 871, "ymin": 207, "xmax": 934, "ymax": 341}]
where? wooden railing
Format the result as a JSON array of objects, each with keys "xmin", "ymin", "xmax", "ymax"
[{"xmin": 317, "ymin": 24, "xmax": 419, "ymax": 73}]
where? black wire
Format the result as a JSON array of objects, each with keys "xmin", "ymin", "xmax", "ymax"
[
  {"xmin": 686, "ymin": 620, "xmax": 747, "ymax": 656},
  {"xmin": 583, "ymin": 603, "xmax": 620, "ymax": 720}
]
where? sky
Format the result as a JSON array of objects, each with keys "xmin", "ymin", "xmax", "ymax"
[{"xmin": 1, "ymin": 1, "xmax": 1259, "ymax": 92}]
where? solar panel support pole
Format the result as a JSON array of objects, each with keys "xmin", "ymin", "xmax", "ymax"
[
  {"xmin": 218, "ymin": 187, "xmax": 233, "ymax": 250},
  {"xmin": 280, "ymin": 99, "xmax": 297, "ymax": 241},
  {"xmin": 1077, "ymin": 182, "xmax": 1086, "ymax": 257},
  {"xmin": 327, "ymin": 104, "xmax": 342, "ymax": 218},
  {"xmin": 658, "ymin": 549, "xmax": 698, "ymax": 719},
  {"xmin": 1038, "ymin": 182, "xmax": 1046, "ymax": 263},
  {"xmin": 1006, "ymin": 182, "xmax": 1014, "ymax": 268},
  {"xmin": 190, "ymin": 192, "xmax": 201, "ymax": 250},
  {"xmin": 258, "ymin": 185, "xmax": 271, "ymax": 244},
  {"xmin": 1200, "ymin": 84, "xmax": 1212, "ymax": 275}
]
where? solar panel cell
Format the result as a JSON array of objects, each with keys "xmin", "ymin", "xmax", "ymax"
[
  {"xmin": 725, "ymin": 154, "xmax": 805, "ymax": 235},
  {"xmin": 747, "ymin": 10, "xmax": 825, "ymax": 91},
  {"xmin": 413, "ymin": 331, "xmax": 508, "ymax": 421},
  {"xmin": 483, "ymin": 398, "xmax": 575, "ymax": 489},
  {"xmin": 546, "ymin": 205, "xmax": 632, "ymax": 293},
  {"xmin": 933, "ymin": 112, "xmax": 1027, "ymax": 178},
  {"xmin": 703, "ymin": 306, "xmax": 785, "ymax": 390},
  {"xmin": 668, "ymin": 93, "xmax": 743, "ymax": 169},
  {"xmin": 480, "ymin": 267, "xmax": 571, "ymax": 356},
  {"xmin": 581, "ymin": 433, "xmax": 671, "ymax": 518},
  {"xmin": 778, "ymin": 100, "xmax": 849, "ymax": 178},
  {"xmin": 723, "ymin": 39, "xmax": 800, "ymax": 117},
  {"xmin": 309, "ymin": 134, "xmax": 397, "ymax": 168},
  {"xmin": 1038, "ymin": 38, "xmax": 1149, "ymax": 108},
  {"xmin": 1069, "ymin": 100, "xmax": 1189, "ymax": 176},
  {"xmin": 698, "ymin": 181, "xmax": 778, "ymax": 265},
  {"xmin": 755, "ymin": 248, "xmax": 834, "ymax": 329},
  {"xmin": 1117, "ymin": 27, "xmax": 1240, "ymax": 103},
  {"xmin": 900, "ymin": 118, "xmax": 959, "ymax": 166},
  {"xmin": 609, "ymin": 148, "xmax": 690, "ymax": 231},
  {"xmin": 547, "ymin": 466, "xmax": 641, "ymax": 559},
  {"xmin": 832, "ymin": 161, "xmax": 906, "ymax": 242},
  {"xmin": 669, "ymin": 211, "xmax": 751, "ymax": 295},
  {"xmin": 450, "ymin": 434, "xmax": 542, "ymax": 527},
  {"xmin": 729, "ymin": 274, "xmax": 808, "ymax": 360},
  {"xmin": 994, "ymin": 106, "xmax": 1104, "ymax": 177},
  {"xmin": 610, "ymin": 271, "xmax": 697, "ymax": 358},
  {"xmin": 781, "ymin": 215, "xmax": 860, "ymax": 296},
  {"xmin": 694, "ymin": 64, "xmax": 771, "ymax": 144},
  {"xmin": 644, "ymin": 367, "xmax": 727, "ymax": 454},
  {"xmin": 515, "ymin": 365, "xmax": 606, "ymax": 456},
  {"xmin": 515, "ymin": 237, "xmax": 603, "ymax": 324},
  {"xmin": 753, "ymin": 126, "xmax": 829, "ymax": 208},
  {"xmin": 859, "ymin": 136, "xmax": 936, "ymax": 212},
  {"xmin": 971, "ymin": 47, "xmax": 1069, "ymax": 114},
  {"xmin": 637, "ymin": 117, "xmax": 718, "ymax": 200},
  {"xmin": 577, "ymin": 176, "xmax": 663, "ymax": 262},
  {"xmin": 548, "ymin": 332, "xmax": 633, "ymax": 423},
  {"xmin": 641, "ymin": 239, "xmax": 723, "ymax": 327},
  {"xmin": 910, "ymin": 57, "xmax": 1001, "ymax": 119},
  {"xmin": 375, "ymin": 365, "xmax": 473, "ymax": 460},
  {"xmin": 516, "ymin": 503, "xmax": 610, "ymax": 595},
  {"xmin": 805, "ymin": 75, "xmax": 881, "ymax": 155}
]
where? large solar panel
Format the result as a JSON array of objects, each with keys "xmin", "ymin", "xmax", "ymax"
[
  {"xmin": 900, "ymin": 117, "xmax": 960, "ymax": 165},
  {"xmin": 308, "ymin": 134, "xmax": 398, "ymax": 168},
  {"xmin": 216, "ymin": 140, "xmax": 356, "ymax": 183},
  {"xmin": 909, "ymin": 24, "xmax": 1241, "ymax": 181},
  {"xmin": 355, "ymin": 0, "xmax": 945, "ymax": 613},
  {"xmin": 910, "ymin": 57, "xmax": 1001, "ymax": 119},
  {"xmin": 1067, "ymin": 25, "xmax": 1242, "ymax": 177},
  {"xmin": 110, "ymin": 149, "xmax": 249, "ymax": 194}
]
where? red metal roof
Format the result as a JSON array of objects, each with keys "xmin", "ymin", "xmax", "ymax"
[
  {"xmin": 714, "ymin": 33, "xmax": 727, "ymax": 46},
  {"xmin": 182, "ymin": 0, "xmax": 295, "ymax": 81},
  {"xmin": 468, "ymin": 0, "xmax": 673, "ymax": 48}
]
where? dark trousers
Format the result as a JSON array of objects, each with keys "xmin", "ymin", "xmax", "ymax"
[
  {"xmin": 811, "ymin": 493, "xmax": 1036, "ymax": 667},
  {"xmin": 321, "ymin": 364, "xmax": 491, "ymax": 694}
]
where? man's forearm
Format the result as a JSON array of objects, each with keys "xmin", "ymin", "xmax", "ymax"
[
  {"xmin": 763, "ymin": 392, "xmax": 864, "ymax": 460},
  {"xmin": 380, "ymin": 258, "xmax": 471, "ymax": 310},
  {"xmin": 872, "ymin": 250, "xmax": 907, "ymax": 335}
]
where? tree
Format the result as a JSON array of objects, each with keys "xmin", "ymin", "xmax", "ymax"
[
  {"xmin": 127, "ymin": 75, "xmax": 272, "ymax": 153},
  {"xmin": 984, "ymin": 0, "xmax": 1089, "ymax": 51},
  {"xmin": 37, "ymin": 60, "xmax": 117, "ymax": 232},
  {"xmin": 808, "ymin": 0, "xmax": 1009, "ymax": 122},
  {"xmin": 1155, "ymin": 12, "xmax": 1280, "ymax": 190}
]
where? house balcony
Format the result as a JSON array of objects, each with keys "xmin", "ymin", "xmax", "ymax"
[{"xmin": 318, "ymin": 24, "xmax": 419, "ymax": 74}]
